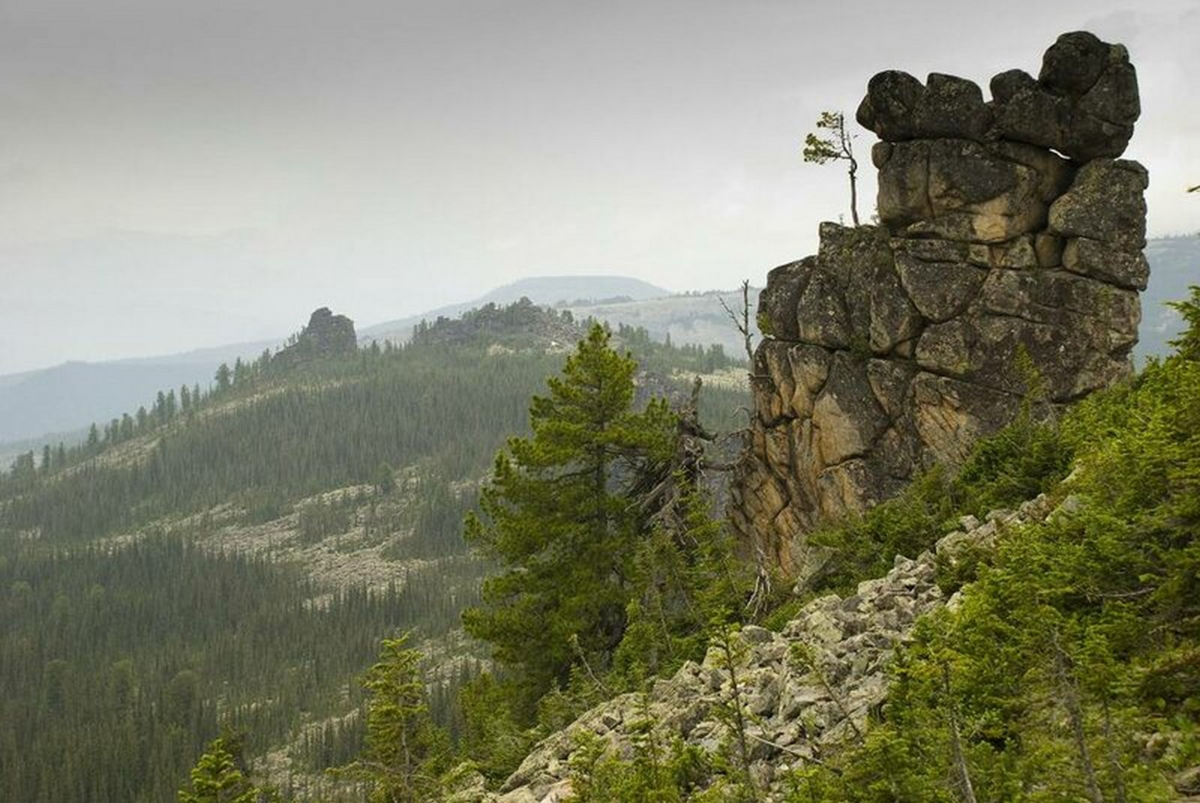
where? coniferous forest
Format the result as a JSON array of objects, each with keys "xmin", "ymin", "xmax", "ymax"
[
  {"xmin": 5, "ymin": 292, "xmax": 1200, "ymax": 802},
  {"xmin": 0, "ymin": 303, "xmax": 748, "ymax": 802}
]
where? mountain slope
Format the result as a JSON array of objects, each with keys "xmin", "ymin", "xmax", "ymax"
[
  {"xmin": 4, "ymin": 239, "xmax": 1191, "ymax": 455},
  {"xmin": 0, "ymin": 302, "xmax": 749, "ymax": 803}
]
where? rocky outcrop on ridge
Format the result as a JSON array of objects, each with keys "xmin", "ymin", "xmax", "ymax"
[
  {"xmin": 469, "ymin": 494, "xmax": 1057, "ymax": 802},
  {"xmin": 274, "ymin": 307, "xmax": 358, "ymax": 366},
  {"xmin": 730, "ymin": 32, "xmax": 1147, "ymax": 580}
]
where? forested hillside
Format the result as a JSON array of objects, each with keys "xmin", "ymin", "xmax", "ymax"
[
  {"xmin": 327, "ymin": 302, "xmax": 1199, "ymax": 802},
  {"xmin": 0, "ymin": 302, "xmax": 748, "ymax": 802}
]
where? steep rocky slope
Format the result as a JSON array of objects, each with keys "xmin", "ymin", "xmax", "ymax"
[{"xmin": 464, "ymin": 493, "xmax": 1059, "ymax": 802}]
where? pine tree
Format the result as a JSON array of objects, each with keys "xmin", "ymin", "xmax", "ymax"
[
  {"xmin": 177, "ymin": 736, "xmax": 277, "ymax": 803},
  {"xmin": 333, "ymin": 635, "xmax": 447, "ymax": 803},
  {"xmin": 462, "ymin": 323, "xmax": 676, "ymax": 710}
]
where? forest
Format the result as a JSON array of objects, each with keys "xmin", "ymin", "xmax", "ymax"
[
  {"xmin": 0, "ymin": 302, "xmax": 748, "ymax": 802},
  {"xmin": 170, "ymin": 291, "xmax": 1200, "ymax": 802}
]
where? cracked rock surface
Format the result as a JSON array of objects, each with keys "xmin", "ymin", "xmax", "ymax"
[{"xmin": 731, "ymin": 32, "xmax": 1145, "ymax": 580}]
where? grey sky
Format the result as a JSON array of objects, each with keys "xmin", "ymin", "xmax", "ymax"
[{"xmin": 1, "ymin": 0, "xmax": 1197, "ymax": 374}]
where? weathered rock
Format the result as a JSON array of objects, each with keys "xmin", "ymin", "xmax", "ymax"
[
  {"xmin": 732, "ymin": 32, "xmax": 1146, "ymax": 581},
  {"xmin": 856, "ymin": 70, "xmax": 925, "ymax": 140},
  {"xmin": 913, "ymin": 73, "xmax": 992, "ymax": 141},
  {"xmin": 1063, "ymin": 236, "xmax": 1150, "ymax": 290},
  {"xmin": 862, "ymin": 32, "xmax": 1140, "ymax": 161},
  {"xmin": 1048, "ymin": 159, "xmax": 1149, "ymax": 252},
  {"xmin": 990, "ymin": 32, "xmax": 1140, "ymax": 160},
  {"xmin": 878, "ymin": 139, "xmax": 1072, "ymax": 243},
  {"xmin": 895, "ymin": 254, "xmax": 986, "ymax": 321},
  {"xmin": 1039, "ymin": 30, "xmax": 1110, "ymax": 95},
  {"xmin": 272, "ymin": 307, "xmax": 358, "ymax": 367}
]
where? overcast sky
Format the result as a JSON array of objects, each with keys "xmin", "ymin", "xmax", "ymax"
[{"xmin": 1, "ymin": 0, "xmax": 1197, "ymax": 374}]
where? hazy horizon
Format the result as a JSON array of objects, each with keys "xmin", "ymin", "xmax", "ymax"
[{"xmin": 3, "ymin": 0, "xmax": 1198, "ymax": 374}]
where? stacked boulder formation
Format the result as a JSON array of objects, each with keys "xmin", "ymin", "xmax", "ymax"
[{"xmin": 730, "ymin": 32, "xmax": 1147, "ymax": 580}]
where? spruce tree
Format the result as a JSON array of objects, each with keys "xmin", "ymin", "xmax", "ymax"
[
  {"xmin": 177, "ymin": 737, "xmax": 277, "ymax": 803},
  {"xmin": 333, "ymin": 635, "xmax": 447, "ymax": 803},
  {"xmin": 462, "ymin": 323, "xmax": 675, "ymax": 710}
]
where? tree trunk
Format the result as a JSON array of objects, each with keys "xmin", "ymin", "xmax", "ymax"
[
  {"xmin": 943, "ymin": 664, "xmax": 978, "ymax": 803},
  {"xmin": 1053, "ymin": 631, "xmax": 1104, "ymax": 803}
]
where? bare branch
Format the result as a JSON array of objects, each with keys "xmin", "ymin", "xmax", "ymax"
[{"xmin": 718, "ymin": 280, "xmax": 755, "ymax": 365}]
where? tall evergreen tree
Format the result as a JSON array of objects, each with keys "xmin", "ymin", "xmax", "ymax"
[
  {"xmin": 333, "ymin": 635, "xmax": 447, "ymax": 803},
  {"xmin": 463, "ymin": 324, "xmax": 675, "ymax": 710}
]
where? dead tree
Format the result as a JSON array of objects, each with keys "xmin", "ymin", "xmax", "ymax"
[
  {"xmin": 942, "ymin": 663, "xmax": 979, "ymax": 803},
  {"xmin": 718, "ymin": 280, "xmax": 756, "ymax": 365},
  {"xmin": 717, "ymin": 281, "xmax": 774, "ymax": 615},
  {"xmin": 1052, "ymin": 629, "xmax": 1105, "ymax": 803}
]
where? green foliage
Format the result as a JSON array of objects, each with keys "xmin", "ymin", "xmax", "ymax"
[
  {"xmin": 0, "ymin": 344, "xmax": 563, "ymax": 542},
  {"xmin": 458, "ymin": 673, "xmax": 536, "ymax": 784},
  {"xmin": 611, "ymin": 482, "xmax": 749, "ymax": 687},
  {"xmin": 801, "ymin": 111, "xmax": 851, "ymax": 166},
  {"xmin": 784, "ymin": 302, "xmax": 1200, "ymax": 802},
  {"xmin": 802, "ymin": 109, "xmax": 860, "ymax": 226},
  {"xmin": 0, "ymin": 538, "xmax": 469, "ymax": 803},
  {"xmin": 178, "ymin": 736, "xmax": 278, "ymax": 803},
  {"xmin": 463, "ymin": 324, "xmax": 678, "ymax": 711},
  {"xmin": 0, "ymin": 299, "xmax": 753, "ymax": 803},
  {"xmin": 332, "ymin": 635, "xmax": 449, "ymax": 803},
  {"xmin": 1168, "ymin": 285, "xmax": 1200, "ymax": 361},
  {"xmin": 459, "ymin": 324, "xmax": 750, "ymax": 787},
  {"xmin": 567, "ymin": 697, "xmax": 711, "ymax": 802}
]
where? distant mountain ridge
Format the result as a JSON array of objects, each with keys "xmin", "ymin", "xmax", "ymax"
[
  {"xmin": 2, "ymin": 246, "xmax": 1195, "ymax": 451},
  {"xmin": 359, "ymin": 275, "xmax": 670, "ymax": 343}
]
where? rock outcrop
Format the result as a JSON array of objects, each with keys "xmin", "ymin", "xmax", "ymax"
[
  {"xmin": 731, "ymin": 32, "xmax": 1146, "ymax": 580},
  {"xmin": 274, "ymin": 307, "xmax": 358, "ymax": 366},
  {"xmin": 477, "ymin": 495, "xmax": 1057, "ymax": 802}
]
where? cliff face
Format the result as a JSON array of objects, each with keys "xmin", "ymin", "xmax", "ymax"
[{"xmin": 730, "ymin": 32, "xmax": 1147, "ymax": 581}]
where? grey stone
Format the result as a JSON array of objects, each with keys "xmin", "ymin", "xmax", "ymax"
[
  {"xmin": 895, "ymin": 254, "xmax": 986, "ymax": 322},
  {"xmin": 1063, "ymin": 237, "xmax": 1149, "ymax": 290},
  {"xmin": 856, "ymin": 70, "xmax": 925, "ymax": 141},
  {"xmin": 1048, "ymin": 159, "xmax": 1148, "ymax": 252},
  {"xmin": 1039, "ymin": 31, "xmax": 1110, "ymax": 95},
  {"xmin": 731, "ymin": 31, "xmax": 1145, "ymax": 586}
]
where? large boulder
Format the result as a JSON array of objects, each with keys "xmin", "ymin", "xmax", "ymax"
[{"xmin": 860, "ymin": 31, "xmax": 1141, "ymax": 161}]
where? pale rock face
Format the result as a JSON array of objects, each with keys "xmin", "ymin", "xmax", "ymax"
[{"xmin": 731, "ymin": 32, "xmax": 1146, "ymax": 581}]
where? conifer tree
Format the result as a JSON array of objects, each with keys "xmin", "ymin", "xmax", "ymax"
[
  {"xmin": 463, "ymin": 323, "xmax": 676, "ymax": 710},
  {"xmin": 333, "ymin": 635, "xmax": 447, "ymax": 803},
  {"xmin": 177, "ymin": 736, "xmax": 277, "ymax": 803}
]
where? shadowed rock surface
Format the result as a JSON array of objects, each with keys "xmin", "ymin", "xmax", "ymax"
[{"xmin": 731, "ymin": 33, "xmax": 1146, "ymax": 582}]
